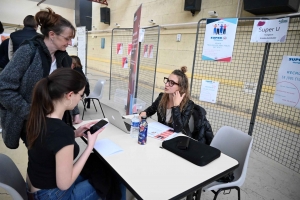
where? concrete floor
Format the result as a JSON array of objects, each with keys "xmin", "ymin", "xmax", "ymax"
[{"xmin": 1, "ymin": 68, "xmax": 300, "ymax": 200}]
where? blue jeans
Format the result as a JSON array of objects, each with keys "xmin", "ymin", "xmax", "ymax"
[{"xmin": 31, "ymin": 175, "xmax": 100, "ymax": 200}]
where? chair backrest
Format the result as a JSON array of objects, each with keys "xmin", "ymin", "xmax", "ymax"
[
  {"xmin": 0, "ymin": 154, "xmax": 27, "ymax": 200},
  {"xmin": 92, "ymin": 79, "xmax": 106, "ymax": 98},
  {"xmin": 210, "ymin": 126, "xmax": 253, "ymax": 184}
]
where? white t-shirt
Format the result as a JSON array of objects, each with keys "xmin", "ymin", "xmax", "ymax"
[
  {"xmin": 49, "ymin": 59, "xmax": 57, "ymax": 75},
  {"xmin": 166, "ymin": 108, "xmax": 172, "ymax": 123}
]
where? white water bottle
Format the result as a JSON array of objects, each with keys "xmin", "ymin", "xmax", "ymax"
[{"xmin": 130, "ymin": 114, "xmax": 140, "ymax": 138}]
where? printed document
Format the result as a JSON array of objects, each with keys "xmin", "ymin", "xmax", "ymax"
[{"xmin": 147, "ymin": 122, "xmax": 177, "ymax": 141}]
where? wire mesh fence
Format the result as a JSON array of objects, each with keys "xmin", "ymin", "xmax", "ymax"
[
  {"xmin": 191, "ymin": 18, "xmax": 266, "ymax": 135},
  {"xmin": 109, "ymin": 26, "xmax": 160, "ymax": 112},
  {"xmin": 136, "ymin": 26, "xmax": 160, "ymax": 107},
  {"xmin": 252, "ymin": 16, "xmax": 300, "ymax": 173},
  {"xmin": 191, "ymin": 17, "xmax": 300, "ymax": 173},
  {"xmin": 109, "ymin": 28, "xmax": 133, "ymax": 110}
]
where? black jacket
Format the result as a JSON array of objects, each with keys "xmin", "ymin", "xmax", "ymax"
[
  {"xmin": 191, "ymin": 104, "xmax": 214, "ymax": 145},
  {"xmin": 0, "ymin": 35, "xmax": 72, "ymax": 148},
  {"xmin": 10, "ymin": 27, "xmax": 38, "ymax": 52},
  {"xmin": 0, "ymin": 38, "xmax": 9, "ymax": 69},
  {"xmin": 144, "ymin": 93, "xmax": 194, "ymax": 136}
]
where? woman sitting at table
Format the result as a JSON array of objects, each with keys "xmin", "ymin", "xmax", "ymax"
[
  {"xmin": 26, "ymin": 68, "xmax": 104, "ymax": 200},
  {"xmin": 139, "ymin": 66, "xmax": 194, "ymax": 135}
]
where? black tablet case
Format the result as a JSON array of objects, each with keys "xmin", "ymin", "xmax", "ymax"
[{"xmin": 162, "ymin": 136, "xmax": 221, "ymax": 166}]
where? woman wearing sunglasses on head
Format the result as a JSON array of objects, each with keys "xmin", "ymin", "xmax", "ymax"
[{"xmin": 139, "ymin": 66, "xmax": 194, "ymax": 135}]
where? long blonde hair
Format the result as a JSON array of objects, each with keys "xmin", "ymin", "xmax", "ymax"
[{"xmin": 159, "ymin": 66, "xmax": 190, "ymax": 113}]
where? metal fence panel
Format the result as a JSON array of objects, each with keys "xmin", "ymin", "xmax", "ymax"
[
  {"xmin": 191, "ymin": 17, "xmax": 300, "ymax": 173},
  {"xmin": 252, "ymin": 17, "xmax": 300, "ymax": 173},
  {"xmin": 109, "ymin": 27, "xmax": 159, "ymax": 112},
  {"xmin": 136, "ymin": 26, "xmax": 160, "ymax": 107},
  {"xmin": 191, "ymin": 18, "xmax": 266, "ymax": 134}
]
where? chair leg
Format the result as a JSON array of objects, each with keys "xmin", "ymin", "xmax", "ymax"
[
  {"xmin": 96, "ymin": 99, "xmax": 105, "ymax": 118},
  {"xmin": 236, "ymin": 186, "xmax": 240, "ymax": 200},
  {"xmin": 195, "ymin": 189, "xmax": 202, "ymax": 200},
  {"xmin": 186, "ymin": 194, "xmax": 193, "ymax": 200},
  {"xmin": 92, "ymin": 99, "xmax": 97, "ymax": 112},
  {"xmin": 212, "ymin": 189, "xmax": 222, "ymax": 200},
  {"xmin": 82, "ymin": 100, "xmax": 87, "ymax": 120},
  {"xmin": 82, "ymin": 100, "xmax": 87, "ymax": 111},
  {"xmin": 211, "ymin": 186, "xmax": 241, "ymax": 200}
]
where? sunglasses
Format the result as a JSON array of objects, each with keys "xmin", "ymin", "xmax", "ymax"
[{"xmin": 163, "ymin": 77, "xmax": 179, "ymax": 87}]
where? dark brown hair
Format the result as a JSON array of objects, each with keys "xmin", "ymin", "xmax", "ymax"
[
  {"xmin": 35, "ymin": 7, "xmax": 75, "ymax": 38},
  {"xmin": 159, "ymin": 66, "xmax": 190, "ymax": 113},
  {"xmin": 23, "ymin": 15, "xmax": 37, "ymax": 28},
  {"xmin": 27, "ymin": 68, "xmax": 86, "ymax": 149},
  {"xmin": 70, "ymin": 55, "xmax": 83, "ymax": 68}
]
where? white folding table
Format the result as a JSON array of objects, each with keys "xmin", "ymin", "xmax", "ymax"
[{"xmin": 75, "ymin": 118, "xmax": 238, "ymax": 200}]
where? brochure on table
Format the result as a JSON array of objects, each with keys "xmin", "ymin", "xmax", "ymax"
[{"xmin": 147, "ymin": 122, "xmax": 177, "ymax": 141}]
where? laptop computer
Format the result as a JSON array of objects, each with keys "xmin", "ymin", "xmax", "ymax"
[{"xmin": 101, "ymin": 103, "xmax": 132, "ymax": 133}]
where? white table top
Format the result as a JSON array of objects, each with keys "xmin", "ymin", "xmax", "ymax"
[{"xmin": 75, "ymin": 118, "xmax": 238, "ymax": 200}]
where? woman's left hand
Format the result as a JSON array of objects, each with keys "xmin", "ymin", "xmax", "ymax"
[
  {"xmin": 173, "ymin": 91, "xmax": 185, "ymax": 107},
  {"xmin": 74, "ymin": 121, "xmax": 97, "ymax": 138}
]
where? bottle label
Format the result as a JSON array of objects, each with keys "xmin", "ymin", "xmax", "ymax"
[
  {"xmin": 138, "ymin": 120, "xmax": 148, "ymax": 145},
  {"xmin": 131, "ymin": 122, "xmax": 139, "ymax": 127}
]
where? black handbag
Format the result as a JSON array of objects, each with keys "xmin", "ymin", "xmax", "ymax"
[{"xmin": 162, "ymin": 136, "xmax": 221, "ymax": 166}]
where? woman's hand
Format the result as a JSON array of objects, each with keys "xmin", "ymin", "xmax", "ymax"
[
  {"xmin": 139, "ymin": 111, "xmax": 147, "ymax": 121},
  {"xmin": 173, "ymin": 91, "xmax": 185, "ymax": 107},
  {"xmin": 74, "ymin": 121, "xmax": 98, "ymax": 138},
  {"xmin": 86, "ymin": 127, "xmax": 105, "ymax": 150}
]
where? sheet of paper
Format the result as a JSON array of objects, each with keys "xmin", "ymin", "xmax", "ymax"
[
  {"xmin": 154, "ymin": 130, "xmax": 178, "ymax": 141},
  {"xmin": 199, "ymin": 80, "xmax": 219, "ymax": 103},
  {"xmin": 147, "ymin": 122, "xmax": 176, "ymax": 140},
  {"xmin": 147, "ymin": 122, "xmax": 172, "ymax": 136},
  {"xmin": 93, "ymin": 139, "xmax": 123, "ymax": 157}
]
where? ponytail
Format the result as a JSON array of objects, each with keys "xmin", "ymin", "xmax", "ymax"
[
  {"xmin": 27, "ymin": 78, "xmax": 54, "ymax": 149},
  {"xmin": 27, "ymin": 68, "xmax": 86, "ymax": 149}
]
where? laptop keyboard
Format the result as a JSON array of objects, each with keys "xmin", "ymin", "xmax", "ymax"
[{"xmin": 124, "ymin": 122, "xmax": 131, "ymax": 131}]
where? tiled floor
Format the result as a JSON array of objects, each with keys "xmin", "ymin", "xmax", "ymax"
[{"xmin": 1, "ymin": 68, "xmax": 300, "ymax": 200}]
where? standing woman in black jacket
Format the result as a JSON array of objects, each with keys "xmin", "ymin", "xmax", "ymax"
[
  {"xmin": 140, "ymin": 66, "xmax": 194, "ymax": 136},
  {"xmin": 0, "ymin": 8, "xmax": 75, "ymax": 148}
]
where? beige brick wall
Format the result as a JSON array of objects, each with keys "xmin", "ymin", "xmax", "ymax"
[
  {"xmin": 87, "ymin": 0, "xmax": 258, "ymax": 82},
  {"xmin": 0, "ymin": 0, "xmax": 74, "ymax": 25}
]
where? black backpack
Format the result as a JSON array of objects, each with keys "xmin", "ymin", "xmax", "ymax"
[{"xmin": 191, "ymin": 104, "xmax": 214, "ymax": 145}]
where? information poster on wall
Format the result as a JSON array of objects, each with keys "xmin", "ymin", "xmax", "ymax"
[
  {"xmin": 148, "ymin": 44, "xmax": 154, "ymax": 58},
  {"xmin": 116, "ymin": 43, "xmax": 123, "ymax": 54},
  {"xmin": 127, "ymin": 43, "xmax": 132, "ymax": 55},
  {"xmin": 77, "ymin": 27, "xmax": 86, "ymax": 74},
  {"xmin": 250, "ymin": 18, "xmax": 289, "ymax": 43},
  {"xmin": 143, "ymin": 44, "xmax": 148, "ymax": 58},
  {"xmin": 199, "ymin": 80, "xmax": 219, "ymax": 103},
  {"xmin": 122, "ymin": 57, "xmax": 128, "ymax": 68},
  {"xmin": 273, "ymin": 56, "xmax": 300, "ymax": 109},
  {"xmin": 202, "ymin": 18, "xmax": 238, "ymax": 62},
  {"xmin": 126, "ymin": 4, "xmax": 142, "ymax": 115}
]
